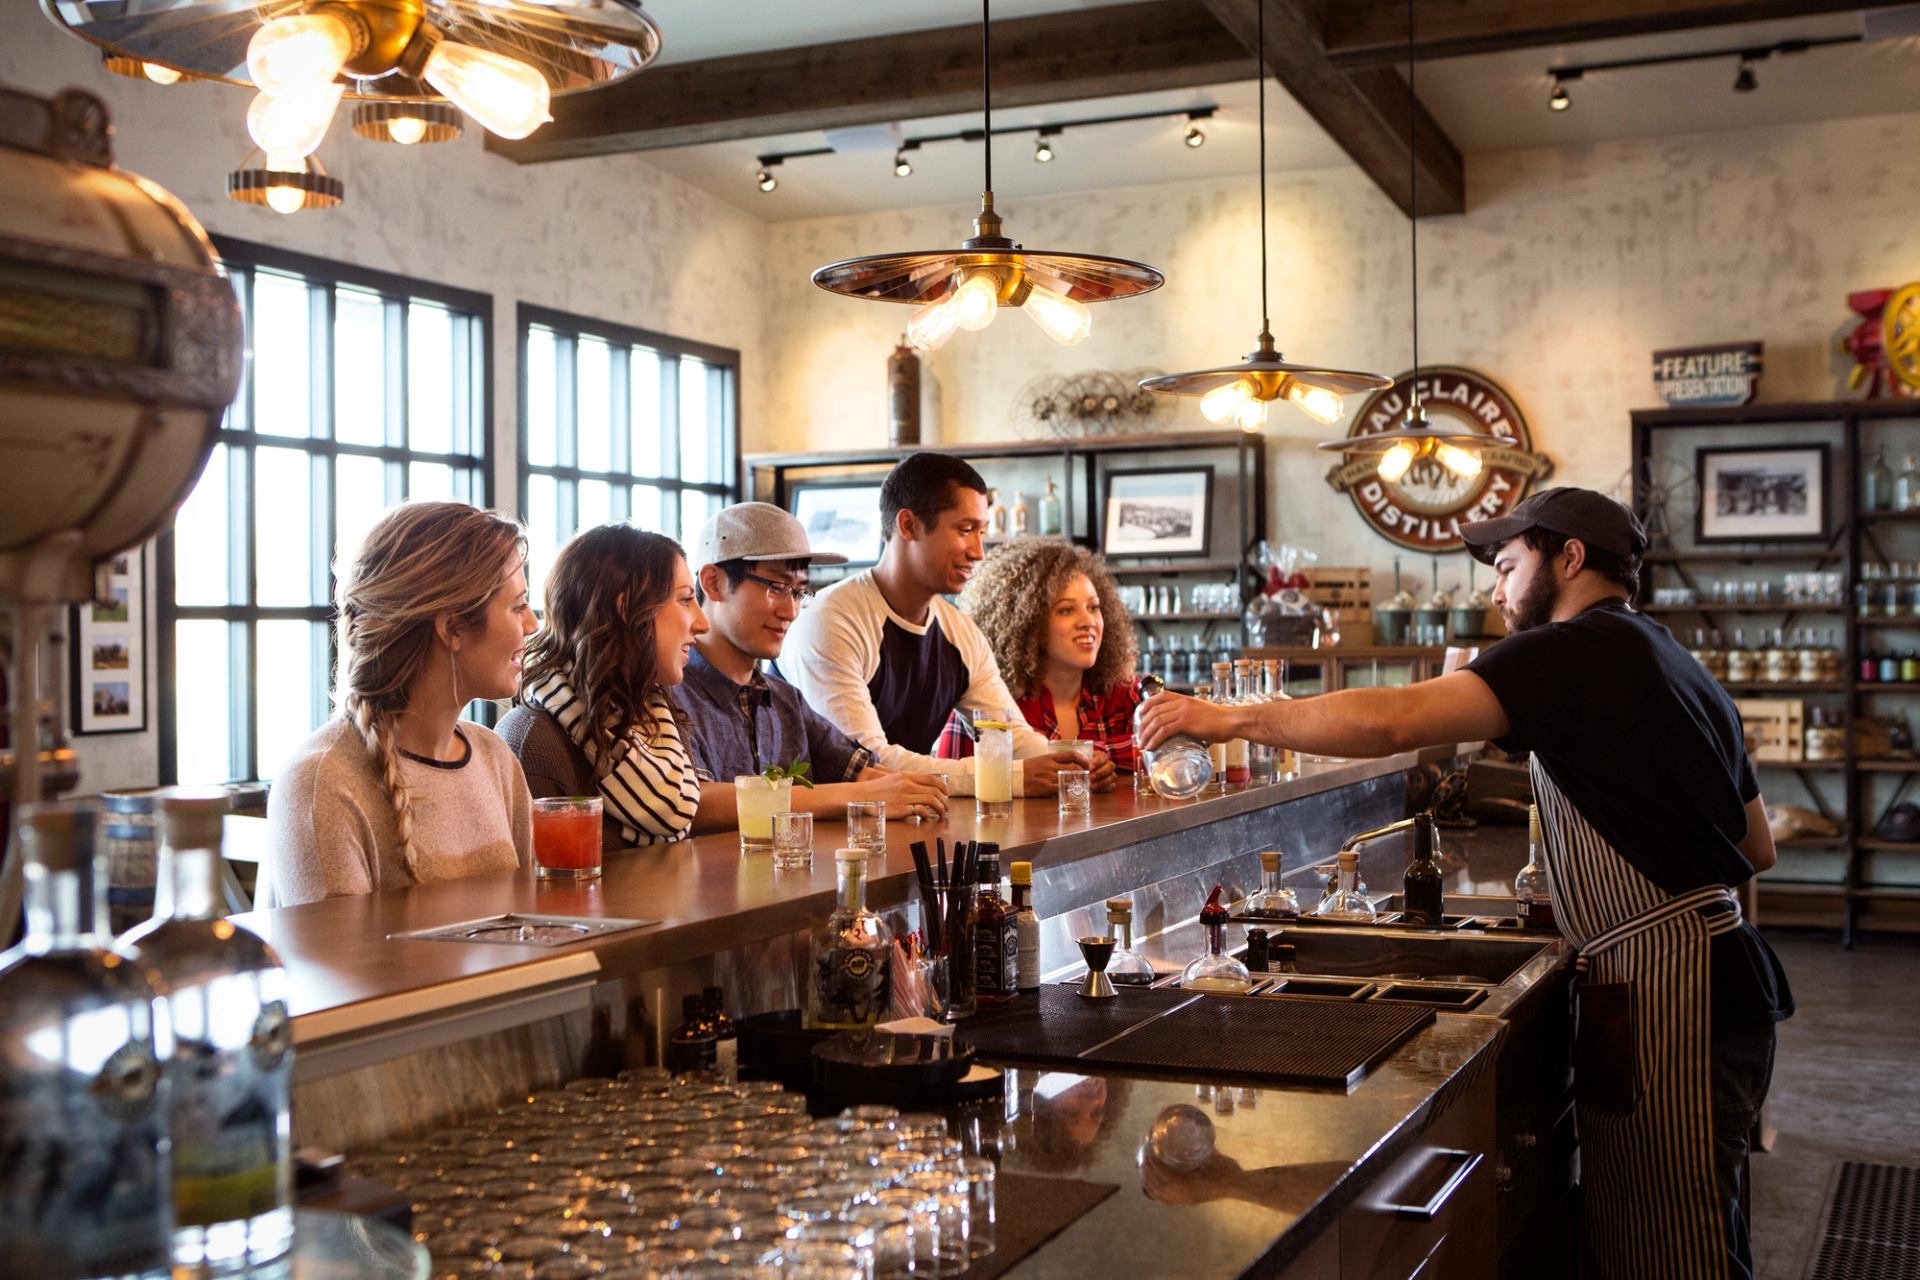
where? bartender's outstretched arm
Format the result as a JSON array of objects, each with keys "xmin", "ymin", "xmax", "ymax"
[{"xmin": 1135, "ymin": 669, "xmax": 1511, "ymax": 760}]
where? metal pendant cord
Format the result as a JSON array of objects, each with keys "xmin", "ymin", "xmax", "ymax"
[
  {"xmin": 982, "ymin": 0, "xmax": 991, "ymax": 194},
  {"xmin": 1259, "ymin": 0, "xmax": 1269, "ymax": 337},
  {"xmin": 1408, "ymin": 0, "xmax": 1419, "ymax": 387}
]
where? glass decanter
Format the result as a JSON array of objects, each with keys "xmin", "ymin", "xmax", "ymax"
[
  {"xmin": 807, "ymin": 849, "xmax": 894, "ymax": 1029},
  {"xmin": 1245, "ymin": 849, "xmax": 1301, "ymax": 917},
  {"xmin": 1181, "ymin": 885, "xmax": 1253, "ymax": 992},
  {"xmin": 1134, "ymin": 674, "xmax": 1214, "ymax": 799},
  {"xmin": 1314, "ymin": 851, "xmax": 1377, "ymax": 922},
  {"xmin": 1103, "ymin": 897, "xmax": 1157, "ymax": 986}
]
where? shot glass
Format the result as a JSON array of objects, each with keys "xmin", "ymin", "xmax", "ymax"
[
  {"xmin": 532, "ymin": 796, "xmax": 602, "ymax": 881},
  {"xmin": 1058, "ymin": 768, "xmax": 1092, "ymax": 820},
  {"xmin": 846, "ymin": 801, "xmax": 887, "ymax": 857},
  {"xmin": 772, "ymin": 811, "xmax": 815, "ymax": 870}
]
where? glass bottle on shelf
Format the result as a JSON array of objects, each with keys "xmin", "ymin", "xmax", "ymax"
[
  {"xmin": 1314, "ymin": 850, "xmax": 1377, "ymax": 922},
  {"xmin": 1037, "ymin": 476, "xmax": 1063, "ymax": 537},
  {"xmin": 1183, "ymin": 635, "xmax": 1204, "ymax": 687},
  {"xmin": 1725, "ymin": 627, "xmax": 1754, "ymax": 683},
  {"xmin": 1866, "ymin": 445, "xmax": 1893, "ymax": 512},
  {"xmin": 1705, "ymin": 629, "xmax": 1728, "ymax": 680},
  {"xmin": 1761, "ymin": 628, "xmax": 1790, "ymax": 684},
  {"xmin": 1010, "ymin": 490, "xmax": 1030, "ymax": 536},
  {"xmin": 0, "ymin": 803, "xmax": 170, "ymax": 1280},
  {"xmin": 1104, "ymin": 898, "xmax": 1157, "ymax": 986},
  {"xmin": 1180, "ymin": 885, "xmax": 1253, "ymax": 993},
  {"xmin": 1796, "ymin": 631, "xmax": 1822, "ymax": 684},
  {"xmin": 1514, "ymin": 804, "xmax": 1556, "ymax": 930},
  {"xmin": 987, "ymin": 488, "xmax": 1008, "ymax": 537},
  {"xmin": 807, "ymin": 848, "xmax": 894, "ymax": 1029},
  {"xmin": 1246, "ymin": 849, "xmax": 1302, "ymax": 916},
  {"xmin": 1900, "ymin": 455, "xmax": 1920, "ymax": 511},
  {"xmin": 1133, "ymin": 674, "xmax": 1215, "ymax": 798},
  {"xmin": 119, "ymin": 790, "xmax": 294, "ymax": 1275},
  {"xmin": 973, "ymin": 845, "xmax": 1018, "ymax": 1009}
]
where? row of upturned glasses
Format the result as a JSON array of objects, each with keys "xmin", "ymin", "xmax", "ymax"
[{"xmin": 348, "ymin": 1069, "xmax": 996, "ymax": 1279}]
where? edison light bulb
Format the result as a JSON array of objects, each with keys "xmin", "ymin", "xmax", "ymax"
[
  {"xmin": 1435, "ymin": 442, "xmax": 1483, "ymax": 478},
  {"xmin": 1234, "ymin": 397, "xmax": 1269, "ymax": 432},
  {"xmin": 247, "ymin": 84, "xmax": 344, "ymax": 158},
  {"xmin": 263, "ymin": 153, "xmax": 308, "ymax": 215},
  {"xmin": 1286, "ymin": 382, "xmax": 1346, "ymax": 426},
  {"xmin": 386, "ymin": 114, "xmax": 427, "ymax": 145},
  {"xmin": 1377, "ymin": 440, "xmax": 1418, "ymax": 483},
  {"xmin": 907, "ymin": 295, "xmax": 962, "ymax": 352},
  {"xmin": 142, "ymin": 62, "xmax": 182, "ymax": 85},
  {"xmin": 950, "ymin": 273, "xmax": 1000, "ymax": 332},
  {"xmin": 1022, "ymin": 281, "xmax": 1091, "ymax": 345},
  {"xmin": 248, "ymin": 13, "xmax": 354, "ymax": 96},
  {"xmin": 1200, "ymin": 379, "xmax": 1254, "ymax": 424},
  {"xmin": 423, "ymin": 41, "xmax": 552, "ymax": 140}
]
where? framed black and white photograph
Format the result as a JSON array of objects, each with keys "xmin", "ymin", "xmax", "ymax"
[
  {"xmin": 1695, "ymin": 445, "xmax": 1829, "ymax": 543},
  {"xmin": 72, "ymin": 548, "xmax": 147, "ymax": 734},
  {"xmin": 789, "ymin": 480, "xmax": 887, "ymax": 567},
  {"xmin": 1102, "ymin": 467, "xmax": 1214, "ymax": 558}
]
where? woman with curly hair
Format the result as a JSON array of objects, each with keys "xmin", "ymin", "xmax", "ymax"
[
  {"xmin": 935, "ymin": 541, "xmax": 1141, "ymax": 775},
  {"xmin": 498, "ymin": 525, "xmax": 710, "ymax": 848}
]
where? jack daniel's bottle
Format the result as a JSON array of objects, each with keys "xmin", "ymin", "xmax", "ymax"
[{"xmin": 0, "ymin": 803, "xmax": 170, "ymax": 1278}]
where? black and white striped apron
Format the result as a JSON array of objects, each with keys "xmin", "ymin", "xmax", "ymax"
[{"xmin": 1531, "ymin": 757, "xmax": 1744, "ymax": 1279}]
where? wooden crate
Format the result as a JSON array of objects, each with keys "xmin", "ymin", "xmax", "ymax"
[
  {"xmin": 1305, "ymin": 566, "xmax": 1373, "ymax": 608},
  {"xmin": 1734, "ymin": 697, "xmax": 1805, "ymax": 763}
]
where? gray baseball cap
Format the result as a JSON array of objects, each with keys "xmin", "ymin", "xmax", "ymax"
[{"xmin": 691, "ymin": 502, "xmax": 849, "ymax": 571}]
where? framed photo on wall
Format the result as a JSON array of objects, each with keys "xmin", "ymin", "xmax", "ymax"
[
  {"xmin": 1102, "ymin": 467, "xmax": 1214, "ymax": 558},
  {"xmin": 71, "ymin": 549, "xmax": 147, "ymax": 734},
  {"xmin": 1695, "ymin": 445, "xmax": 1829, "ymax": 543},
  {"xmin": 789, "ymin": 480, "xmax": 887, "ymax": 567}
]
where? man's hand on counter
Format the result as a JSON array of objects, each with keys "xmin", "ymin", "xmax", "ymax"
[
  {"xmin": 1135, "ymin": 692, "xmax": 1244, "ymax": 753},
  {"xmin": 853, "ymin": 766, "xmax": 951, "ymax": 820}
]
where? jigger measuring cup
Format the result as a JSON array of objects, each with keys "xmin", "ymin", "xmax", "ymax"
[{"xmin": 1077, "ymin": 935, "xmax": 1118, "ymax": 999}]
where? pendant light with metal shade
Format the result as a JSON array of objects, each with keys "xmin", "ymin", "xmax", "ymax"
[
  {"xmin": 810, "ymin": 0, "xmax": 1164, "ymax": 350},
  {"xmin": 1316, "ymin": 0, "xmax": 1485, "ymax": 480},
  {"xmin": 1138, "ymin": 0, "xmax": 1388, "ymax": 430}
]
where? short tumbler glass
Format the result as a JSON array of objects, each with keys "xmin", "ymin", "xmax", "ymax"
[
  {"xmin": 772, "ymin": 810, "xmax": 815, "ymax": 870},
  {"xmin": 847, "ymin": 801, "xmax": 887, "ymax": 857},
  {"xmin": 533, "ymin": 796, "xmax": 602, "ymax": 880},
  {"xmin": 1057, "ymin": 768, "xmax": 1092, "ymax": 820}
]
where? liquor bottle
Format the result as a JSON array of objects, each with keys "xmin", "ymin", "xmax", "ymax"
[
  {"xmin": 119, "ymin": 790, "xmax": 293, "ymax": 1274},
  {"xmin": 1244, "ymin": 928, "xmax": 1270, "ymax": 974},
  {"xmin": 1133, "ymin": 674, "xmax": 1215, "ymax": 799},
  {"xmin": 1010, "ymin": 860, "xmax": 1040, "ymax": 993},
  {"xmin": 1263, "ymin": 658, "xmax": 1296, "ymax": 777},
  {"xmin": 1866, "ymin": 445, "xmax": 1893, "ymax": 511},
  {"xmin": 1209, "ymin": 661, "xmax": 1249, "ymax": 789},
  {"xmin": 1243, "ymin": 660, "xmax": 1276, "ymax": 786},
  {"xmin": 1010, "ymin": 490, "xmax": 1030, "ymax": 535},
  {"xmin": 1246, "ymin": 849, "xmax": 1301, "ymax": 916},
  {"xmin": 1037, "ymin": 476, "xmax": 1063, "ymax": 537},
  {"xmin": 1900, "ymin": 454, "xmax": 1920, "ymax": 511},
  {"xmin": 1180, "ymin": 885, "xmax": 1253, "ymax": 992},
  {"xmin": 666, "ymin": 994, "xmax": 717, "ymax": 1074},
  {"xmin": 0, "ymin": 803, "xmax": 171, "ymax": 1279},
  {"xmin": 1183, "ymin": 635, "xmax": 1204, "ymax": 687},
  {"xmin": 1402, "ymin": 811, "xmax": 1445, "ymax": 928},
  {"xmin": 1270, "ymin": 943, "xmax": 1299, "ymax": 975},
  {"xmin": 1104, "ymin": 898, "xmax": 1157, "ymax": 986},
  {"xmin": 987, "ymin": 488, "xmax": 1009, "ymax": 537},
  {"xmin": 973, "ymin": 845, "xmax": 1018, "ymax": 1008},
  {"xmin": 807, "ymin": 849, "xmax": 894, "ymax": 1029},
  {"xmin": 1725, "ymin": 628, "xmax": 1754, "ymax": 683},
  {"xmin": 703, "ymin": 986, "xmax": 738, "ymax": 1080},
  {"xmin": 1514, "ymin": 804, "xmax": 1556, "ymax": 930},
  {"xmin": 1314, "ymin": 850, "xmax": 1377, "ymax": 922}
]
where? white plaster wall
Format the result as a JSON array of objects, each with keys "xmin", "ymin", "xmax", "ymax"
[
  {"xmin": 2, "ymin": 11, "xmax": 769, "ymax": 792},
  {"xmin": 763, "ymin": 111, "xmax": 1920, "ymax": 591}
]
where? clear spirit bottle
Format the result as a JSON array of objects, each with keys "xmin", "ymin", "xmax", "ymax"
[
  {"xmin": 1900, "ymin": 454, "xmax": 1920, "ymax": 511},
  {"xmin": 1246, "ymin": 850, "xmax": 1301, "ymax": 916},
  {"xmin": 1866, "ymin": 445, "xmax": 1893, "ymax": 511},
  {"xmin": 0, "ymin": 802, "xmax": 171, "ymax": 1279},
  {"xmin": 1241, "ymin": 660, "xmax": 1276, "ymax": 786},
  {"xmin": 1514, "ymin": 804, "xmax": 1557, "ymax": 931},
  {"xmin": 1209, "ymin": 661, "xmax": 1250, "ymax": 789},
  {"xmin": 1181, "ymin": 886, "xmax": 1253, "ymax": 992},
  {"xmin": 1133, "ymin": 674, "xmax": 1214, "ymax": 799},
  {"xmin": 1314, "ymin": 851, "xmax": 1378, "ymax": 922},
  {"xmin": 1103, "ymin": 898, "xmax": 1157, "ymax": 986},
  {"xmin": 1037, "ymin": 476, "xmax": 1063, "ymax": 537},
  {"xmin": 807, "ymin": 848, "xmax": 894, "ymax": 1029},
  {"xmin": 1264, "ymin": 658, "xmax": 1296, "ymax": 777},
  {"xmin": 119, "ymin": 790, "xmax": 293, "ymax": 1274}
]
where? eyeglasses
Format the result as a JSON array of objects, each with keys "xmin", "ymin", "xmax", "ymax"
[{"xmin": 742, "ymin": 571, "xmax": 812, "ymax": 606}]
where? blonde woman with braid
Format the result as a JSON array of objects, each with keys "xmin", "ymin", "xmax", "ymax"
[{"xmin": 265, "ymin": 502, "xmax": 537, "ymax": 906}]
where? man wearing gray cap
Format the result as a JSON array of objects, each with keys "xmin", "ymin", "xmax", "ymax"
[
  {"xmin": 677, "ymin": 503, "xmax": 952, "ymax": 825},
  {"xmin": 1139, "ymin": 486, "xmax": 1790, "ymax": 1279}
]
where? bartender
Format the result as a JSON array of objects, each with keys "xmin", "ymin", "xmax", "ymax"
[{"xmin": 1139, "ymin": 487, "xmax": 1791, "ymax": 1280}]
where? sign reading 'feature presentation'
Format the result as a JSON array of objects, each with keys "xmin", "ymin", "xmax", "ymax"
[
  {"xmin": 1325, "ymin": 367, "xmax": 1554, "ymax": 554},
  {"xmin": 1652, "ymin": 341, "xmax": 1763, "ymax": 406}
]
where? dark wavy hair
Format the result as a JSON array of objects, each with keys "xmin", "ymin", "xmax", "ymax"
[
  {"xmin": 958, "ymin": 541, "xmax": 1136, "ymax": 698},
  {"xmin": 520, "ymin": 525, "xmax": 685, "ymax": 769}
]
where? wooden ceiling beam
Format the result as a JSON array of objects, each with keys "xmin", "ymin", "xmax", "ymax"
[
  {"xmin": 1202, "ymin": 0, "xmax": 1464, "ymax": 217},
  {"xmin": 1323, "ymin": 0, "xmax": 1869, "ymax": 69},
  {"xmin": 489, "ymin": 1, "xmax": 1252, "ymax": 163}
]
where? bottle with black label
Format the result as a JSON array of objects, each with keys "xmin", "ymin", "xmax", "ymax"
[
  {"xmin": 1244, "ymin": 928, "xmax": 1270, "ymax": 974},
  {"xmin": 666, "ymin": 994, "xmax": 717, "ymax": 1074},
  {"xmin": 973, "ymin": 845, "xmax": 1018, "ymax": 1008},
  {"xmin": 703, "ymin": 986, "xmax": 738, "ymax": 1080},
  {"xmin": 1402, "ymin": 811, "xmax": 1445, "ymax": 927},
  {"xmin": 1010, "ymin": 860, "xmax": 1040, "ymax": 993},
  {"xmin": 1515, "ymin": 804, "xmax": 1556, "ymax": 931}
]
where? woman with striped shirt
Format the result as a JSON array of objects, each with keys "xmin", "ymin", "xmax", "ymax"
[{"xmin": 507, "ymin": 525, "xmax": 708, "ymax": 847}]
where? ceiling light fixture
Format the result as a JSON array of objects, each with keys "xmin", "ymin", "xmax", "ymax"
[
  {"xmin": 227, "ymin": 150, "xmax": 344, "ymax": 215},
  {"xmin": 352, "ymin": 100, "xmax": 462, "ymax": 145},
  {"xmin": 894, "ymin": 148, "xmax": 914, "ymax": 178},
  {"xmin": 1544, "ymin": 32, "xmax": 1856, "ymax": 108},
  {"xmin": 47, "ymin": 0, "xmax": 661, "ymax": 150},
  {"xmin": 756, "ymin": 162, "xmax": 779, "ymax": 193},
  {"xmin": 1033, "ymin": 134, "xmax": 1055, "ymax": 163},
  {"xmin": 811, "ymin": 0, "xmax": 1163, "ymax": 351},
  {"xmin": 101, "ymin": 49, "xmax": 183, "ymax": 84},
  {"xmin": 1733, "ymin": 61, "xmax": 1758, "ymax": 92},
  {"xmin": 1141, "ymin": 0, "xmax": 1387, "ymax": 431},
  {"xmin": 1184, "ymin": 121, "xmax": 1206, "ymax": 148},
  {"xmin": 761, "ymin": 104, "xmax": 1216, "ymax": 177},
  {"xmin": 1548, "ymin": 80, "xmax": 1572, "ymax": 111},
  {"xmin": 1317, "ymin": 0, "xmax": 1482, "ymax": 477}
]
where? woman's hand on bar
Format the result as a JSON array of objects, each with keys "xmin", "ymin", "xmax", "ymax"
[{"xmin": 1022, "ymin": 749, "xmax": 1097, "ymax": 795}]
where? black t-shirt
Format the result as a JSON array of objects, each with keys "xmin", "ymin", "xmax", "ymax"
[{"xmin": 1467, "ymin": 597, "xmax": 1792, "ymax": 1030}]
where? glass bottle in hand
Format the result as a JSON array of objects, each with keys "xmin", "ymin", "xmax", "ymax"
[{"xmin": 1133, "ymin": 674, "xmax": 1214, "ymax": 799}]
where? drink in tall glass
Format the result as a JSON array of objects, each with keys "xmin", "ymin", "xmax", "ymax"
[{"xmin": 976, "ymin": 722, "xmax": 1014, "ymax": 818}]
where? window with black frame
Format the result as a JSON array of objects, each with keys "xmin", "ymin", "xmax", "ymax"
[
  {"xmin": 159, "ymin": 240, "xmax": 491, "ymax": 785},
  {"xmin": 518, "ymin": 303, "xmax": 738, "ymax": 599}
]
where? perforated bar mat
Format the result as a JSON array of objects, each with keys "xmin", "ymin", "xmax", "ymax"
[
  {"xmin": 956, "ymin": 986, "xmax": 1194, "ymax": 1061},
  {"xmin": 1082, "ymin": 995, "xmax": 1435, "ymax": 1088},
  {"xmin": 1806, "ymin": 1161, "xmax": 1920, "ymax": 1280}
]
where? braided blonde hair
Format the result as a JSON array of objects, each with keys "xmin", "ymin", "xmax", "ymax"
[{"xmin": 336, "ymin": 501, "xmax": 526, "ymax": 879}]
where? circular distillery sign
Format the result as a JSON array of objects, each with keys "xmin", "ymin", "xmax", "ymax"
[{"xmin": 1323, "ymin": 365, "xmax": 1554, "ymax": 553}]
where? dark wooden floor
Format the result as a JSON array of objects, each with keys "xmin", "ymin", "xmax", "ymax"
[{"xmin": 1751, "ymin": 929, "xmax": 1920, "ymax": 1280}]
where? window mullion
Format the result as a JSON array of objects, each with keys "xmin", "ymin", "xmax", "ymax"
[{"xmin": 660, "ymin": 354, "xmax": 682, "ymax": 535}]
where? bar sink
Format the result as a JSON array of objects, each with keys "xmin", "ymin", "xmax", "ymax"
[{"xmin": 1250, "ymin": 929, "xmax": 1550, "ymax": 985}]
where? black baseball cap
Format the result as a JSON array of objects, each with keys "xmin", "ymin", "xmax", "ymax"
[{"xmin": 1460, "ymin": 487, "xmax": 1649, "ymax": 566}]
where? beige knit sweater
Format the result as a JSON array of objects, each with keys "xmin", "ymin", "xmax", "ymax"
[{"xmin": 264, "ymin": 718, "xmax": 533, "ymax": 907}]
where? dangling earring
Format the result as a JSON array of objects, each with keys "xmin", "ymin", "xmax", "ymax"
[{"xmin": 450, "ymin": 645, "xmax": 464, "ymax": 716}]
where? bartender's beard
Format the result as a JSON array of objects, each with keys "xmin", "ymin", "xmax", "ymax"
[{"xmin": 1507, "ymin": 571, "xmax": 1561, "ymax": 633}]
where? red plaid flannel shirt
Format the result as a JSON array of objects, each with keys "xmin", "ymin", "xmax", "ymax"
[{"xmin": 934, "ymin": 679, "xmax": 1142, "ymax": 773}]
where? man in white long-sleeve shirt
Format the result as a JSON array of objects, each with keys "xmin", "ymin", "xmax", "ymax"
[{"xmin": 781, "ymin": 452, "xmax": 1104, "ymax": 797}]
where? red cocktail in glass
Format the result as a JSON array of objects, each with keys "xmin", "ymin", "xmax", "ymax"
[{"xmin": 533, "ymin": 796, "xmax": 602, "ymax": 880}]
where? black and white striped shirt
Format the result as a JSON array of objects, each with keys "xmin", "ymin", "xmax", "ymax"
[{"xmin": 523, "ymin": 669, "xmax": 700, "ymax": 846}]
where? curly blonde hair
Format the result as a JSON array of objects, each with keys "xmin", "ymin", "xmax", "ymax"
[{"xmin": 958, "ymin": 542, "xmax": 1136, "ymax": 699}]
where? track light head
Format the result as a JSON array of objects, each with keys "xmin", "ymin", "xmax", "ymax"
[
  {"xmin": 1733, "ymin": 61, "xmax": 1757, "ymax": 92},
  {"xmin": 755, "ymin": 166, "xmax": 777, "ymax": 193},
  {"xmin": 1033, "ymin": 135, "xmax": 1054, "ymax": 163},
  {"xmin": 1548, "ymin": 81, "xmax": 1571, "ymax": 111},
  {"xmin": 1184, "ymin": 122, "xmax": 1205, "ymax": 148},
  {"xmin": 893, "ymin": 149, "xmax": 913, "ymax": 177}
]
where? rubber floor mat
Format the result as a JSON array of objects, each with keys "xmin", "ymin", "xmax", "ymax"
[
  {"xmin": 1806, "ymin": 1161, "xmax": 1920, "ymax": 1280},
  {"xmin": 956, "ymin": 985, "xmax": 1194, "ymax": 1061},
  {"xmin": 1082, "ymin": 994, "xmax": 1434, "ymax": 1088}
]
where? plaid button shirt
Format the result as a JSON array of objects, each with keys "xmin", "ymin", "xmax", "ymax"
[{"xmin": 934, "ymin": 679, "xmax": 1142, "ymax": 773}]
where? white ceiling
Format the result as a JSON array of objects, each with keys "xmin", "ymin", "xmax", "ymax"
[{"xmin": 629, "ymin": 4, "xmax": 1920, "ymax": 222}]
